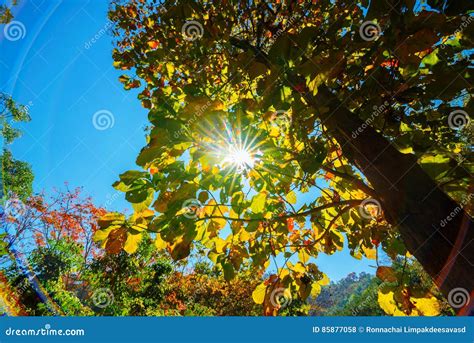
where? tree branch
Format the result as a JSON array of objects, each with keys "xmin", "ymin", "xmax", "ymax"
[
  {"xmin": 195, "ymin": 199, "xmax": 364, "ymax": 223},
  {"xmin": 321, "ymin": 165, "xmax": 377, "ymax": 198}
]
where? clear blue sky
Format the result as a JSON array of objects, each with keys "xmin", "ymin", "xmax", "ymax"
[{"xmin": 0, "ymin": 0, "xmax": 375, "ymax": 281}]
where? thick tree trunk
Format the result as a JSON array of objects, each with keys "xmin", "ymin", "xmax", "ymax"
[{"xmin": 308, "ymin": 85, "xmax": 474, "ymax": 314}]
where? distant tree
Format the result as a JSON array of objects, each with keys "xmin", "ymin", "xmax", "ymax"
[
  {"xmin": 0, "ymin": 93, "xmax": 34, "ymax": 201},
  {"xmin": 2, "ymin": 188, "xmax": 107, "ymax": 315},
  {"xmin": 3, "ymin": 187, "xmax": 106, "ymax": 261},
  {"xmin": 310, "ymin": 272, "xmax": 376, "ymax": 315},
  {"xmin": 1, "ymin": 150, "xmax": 33, "ymax": 201},
  {"xmin": 0, "ymin": 1, "xmax": 15, "ymax": 24},
  {"xmin": 163, "ymin": 260, "xmax": 264, "ymax": 316},
  {"xmin": 86, "ymin": 236, "xmax": 173, "ymax": 316}
]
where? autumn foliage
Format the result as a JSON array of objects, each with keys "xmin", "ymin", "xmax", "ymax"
[{"xmin": 94, "ymin": 0, "xmax": 473, "ymax": 316}]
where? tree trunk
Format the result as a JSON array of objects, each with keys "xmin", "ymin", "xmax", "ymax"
[{"xmin": 308, "ymin": 85, "xmax": 474, "ymax": 314}]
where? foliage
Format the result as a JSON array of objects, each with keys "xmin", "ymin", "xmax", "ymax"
[
  {"xmin": 5, "ymin": 241, "xmax": 93, "ymax": 316},
  {"xmin": 311, "ymin": 259, "xmax": 455, "ymax": 316},
  {"xmin": 1, "ymin": 188, "xmax": 107, "ymax": 315},
  {"xmin": 0, "ymin": 93, "xmax": 34, "ymax": 201},
  {"xmin": 163, "ymin": 261, "xmax": 264, "ymax": 316},
  {"xmin": 1, "ymin": 150, "xmax": 34, "ymax": 201},
  {"xmin": 2, "ymin": 187, "xmax": 107, "ymax": 262},
  {"xmin": 375, "ymin": 258, "xmax": 455, "ymax": 316},
  {"xmin": 0, "ymin": 93, "xmax": 31, "ymax": 145},
  {"xmin": 1, "ymin": 187, "xmax": 266, "ymax": 316},
  {"xmin": 85, "ymin": 235, "xmax": 174, "ymax": 316},
  {"xmin": 310, "ymin": 272, "xmax": 379, "ymax": 316},
  {"xmin": 30, "ymin": 240, "xmax": 84, "ymax": 282},
  {"xmin": 98, "ymin": 0, "xmax": 473, "ymax": 315},
  {"xmin": 0, "ymin": 0, "xmax": 16, "ymax": 24},
  {"xmin": 3, "ymin": 235, "xmax": 267, "ymax": 316}
]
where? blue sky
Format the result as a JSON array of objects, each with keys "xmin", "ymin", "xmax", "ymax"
[{"xmin": 0, "ymin": 0, "xmax": 375, "ymax": 281}]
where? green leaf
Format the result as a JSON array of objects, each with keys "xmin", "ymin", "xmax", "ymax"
[
  {"xmin": 422, "ymin": 50, "xmax": 440, "ymax": 66},
  {"xmin": 222, "ymin": 261, "xmax": 235, "ymax": 281}
]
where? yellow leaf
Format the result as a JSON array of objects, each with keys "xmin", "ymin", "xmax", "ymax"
[
  {"xmin": 378, "ymin": 290, "xmax": 405, "ymax": 316},
  {"xmin": 123, "ymin": 232, "xmax": 142, "ymax": 254},
  {"xmin": 269, "ymin": 126, "xmax": 280, "ymax": 137},
  {"xmin": 252, "ymin": 282, "xmax": 267, "ymax": 304},
  {"xmin": 250, "ymin": 192, "xmax": 267, "ymax": 213},
  {"xmin": 362, "ymin": 245, "xmax": 377, "ymax": 260},
  {"xmin": 204, "ymin": 199, "xmax": 217, "ymax": 216},
  {"xmin": 97, "ymin": 213, "xmax": 125, "ymax": 229},
  {"xmin": 93, "ymin": 225, "xmax": 119, "ymax": 243},
  {"xmin": 318, "ymin": 274, "xmax": 330, "ymax": 286},
  {"xmin": 412, "ymin": 296, "xmax": 441, "ymax": 316},
  {"xmin": 298, "ymin": 250, "xmax": 310, "ymax": 264},
  {"xmin": 154, "ymin": 233, "xmax": 167, "ymax": 250},
  {"xmin": 292, "ymin": 262, "xmax": 306, "ymax": 274},
  {"xmin": 286, "ymin": 191, "xmax": 297, "ymax": 204},
  {"xmin": 239, "ymin": 230, "xmax": 251, "ymax": 242},
  {"xmin": 214, "ymin": 237, "xmax": 227, "ymax": 253},
  {"xmin": 165, "ymin": 62, "xmax": 174, "ymax": 77},
  {"xmin": 310, "ymin": 282, "xmax": 322, "ymax": 297},
  {"xmin": 136, "ymin": 208, "xmax": 155, "ymax": 218}
]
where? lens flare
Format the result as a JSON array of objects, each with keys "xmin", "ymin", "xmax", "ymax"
[
  {"xmin": 223, "ymin": 145, "xmax": 258, "ymax": 172},
  {"xmin": 203, "ymin": 121, "xmax": 262, "ymax": 175}
]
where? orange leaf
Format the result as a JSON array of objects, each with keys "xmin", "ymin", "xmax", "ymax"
[
  {"xmin": 287, "ymin": 218, "xmax": 295, "ymax": 232},
  {"xmin": 324, "ymin": 172, "xmax": 334, "ymax": 180},
  {"xmin": 105, "ymin": 227, "xmax": 127, "ymax": 254},
  {"xmin": 147, "ymin": 40, "xmax": 160, "ymax": 49},
  {"xmin": 376, "ymin": 266, "xmax": 397, "ymax": 282}
]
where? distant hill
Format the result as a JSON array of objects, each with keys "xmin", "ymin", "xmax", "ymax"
[{"xmin": 309, "ymin": 272, "xmax": 385, "ymax": 316}]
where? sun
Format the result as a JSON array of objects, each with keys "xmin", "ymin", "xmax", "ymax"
[
  {"xmin": 202, "ymin": 120, "xmax": 262, "ymax": 175},
  {"xmin": 223, "ymin": 145, "xmax": 258, "ymax": 172}
]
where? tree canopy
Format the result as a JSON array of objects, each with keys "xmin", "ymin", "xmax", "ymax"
[
  {"xmin": 95, "ymin": 0, "xmax": 473, "ymax": 315},
  {"xmin": 1, "ymin": 93, "xmax": 34, "ymax": 201}
]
